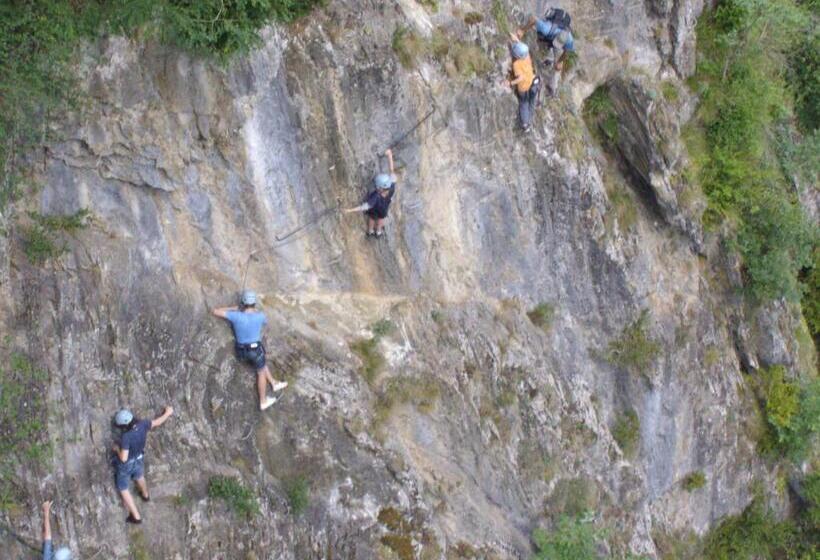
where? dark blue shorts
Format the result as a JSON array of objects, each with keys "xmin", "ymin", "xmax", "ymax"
[
  {"xmin": 236, "ymin": 342, "xmax": 266, "ymax": 371},
  {"xmin": 115, "ymin": 457, "xmax": 144, "ymax": 491}
]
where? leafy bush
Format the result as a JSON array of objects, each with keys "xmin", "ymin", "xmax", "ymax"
[
  {"xmin": 207, "ymin": 475, "xmax": 259, "ymax": 518},
  {"xmin": 605, "ymin": 310, "xmax": 661, "ymax": 375},
  {"xmin": 688, "ymin": 0, "xmax": 818, "ymax": 303},
  {"xmin": 20, "ymin": 209, "xmax": 90, "ymax": 264},
  {"xmin": 533, "ymin": 515, "xmax": 604, "ymax": 560},
  {"xmin": 682, "ymin": 471, "xmax": 706, "ymax": 492},
  {"xmin": 527, "ymin": 302, "xmax": 555, "ymax": 330},
  {"xmin": 802, "ymin": 472, "xmax": 820, "ymax": 528},
  {"xmin": 583, "ymin": 86, "xmax": 619, "ymax": 143},
  {"xmin": 285, "ymin": 475, "xmax": 309, "ymax": 515},
  {"xmin": 762, "ymin": 366, "xmax": 799, "ymax": 435},
  {"xmin": 702, "ymin": 497, "xmax": 810, "ymax": 560},
  {"xmin": 611, "ymin": 409, "xmax": 640, "ymax": 458},
  {"xmin": 801, "ymin": 249, "xmax": 820, "ymax": 343},
  {"xmin": 1, "ymin": 1, "xmax": 322, "ymax": 202},
  {"xmin": 787, "ymin": 26, "xmax": 819, "ymax": 132}
]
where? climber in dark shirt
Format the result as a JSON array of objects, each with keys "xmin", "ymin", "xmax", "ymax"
[
  {"xmin": 344, "ymin": 148, "xmax": 397, "ymax": 237},
  {"xmin": 111, "ymin": 406, "xmax": 173, "ymax": 524}
]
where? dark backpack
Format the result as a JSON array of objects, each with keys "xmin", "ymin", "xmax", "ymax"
[{"xmin": 545, "ymin": 8, "xmax": 572, "ymax": 31}]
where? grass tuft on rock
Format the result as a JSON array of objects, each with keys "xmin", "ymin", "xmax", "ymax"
[
  {"xmin": 284, "ymin": 476, "xmax": 309, "ymax": 515},
  {"xmin": 611, "ymin": 409, "xmax": 640, "ymax": 458},
  {"xmin": 350, "ymin": 338, "xmax": 385, "ymax": 385},
  {"xmin": 682, "ymin": 471, "xmax": 706, "ymax": 492},
  {"xmin": 605, "ymin": 310, "xmax": 661, "ymax": 375},
  {"xmin": 527, "ymin": 302, "xmax": 555, "ymax": 331},
  {"xmin": 207, "ymin": 475, "xmax": 259, "ymax": 519}
]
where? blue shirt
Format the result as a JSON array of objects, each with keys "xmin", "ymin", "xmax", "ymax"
[
  {"xmin": 226, "ymin": 310, "xmax": 267, "ymax": 344},
  {"xmin": 43, "ymin": 539, "xmax": 52, "ymax": 560},
  {"xmin": 535, "ymin": 19, "xmax": 575, "ymax": 51},
  {"xmin": 119, "ymin": 419, "xmax": 151, "ymax": 463}
]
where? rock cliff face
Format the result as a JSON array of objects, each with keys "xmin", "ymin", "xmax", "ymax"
[{"xmin": 1, "ymin": 0, "xmax": 809, "ymax": 558}]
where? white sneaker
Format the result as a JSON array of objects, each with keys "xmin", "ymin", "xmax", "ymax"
[
  {"xmin": 272, "ymin": 381, "xmax": 289, "ymax": 392},
  {"xmin": 260, "ymin": 396, "xmax": 278, "ymax": 410}
]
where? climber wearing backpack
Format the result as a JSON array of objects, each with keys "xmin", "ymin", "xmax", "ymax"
[
  {"xmin": 41, "ymin": 500, "xmax": 72, "ymax": 560},
  {"xmin": 212, "ymin": 290, "xmax": 288, "ymax": 410},
  {"xmin": 504, "ymin": 41, "xmax": 540, "ymax": 132},
  {"xmin": 111, "ymin": 406, "xmax": 173, "ymax": 523},
  {"xmin": 343, "ymin": 148, "xmax": 397, "ymax": 237},
  {"xmin": 512, "ymin": 7, "xmax": 575, "ymax": 97}
]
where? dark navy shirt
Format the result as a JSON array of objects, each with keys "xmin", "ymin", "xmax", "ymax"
[
  {"xmin": 119, "ymin": 419, "xmax": 151, "ymax": 463},
  {"xmin": 365, "ymin": 185, "xmax": 395, "ymax": 219}
]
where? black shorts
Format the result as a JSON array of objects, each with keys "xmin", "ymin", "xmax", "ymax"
[
  {"xmin": 365, "ymin": 208, "xmax": 388, "ymax": 220},
  {"xmin": 236, "ymin": 342, "xmax": 266, "ymax": 371}
]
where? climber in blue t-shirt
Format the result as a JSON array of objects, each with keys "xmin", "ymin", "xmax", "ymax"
[
  {"xmin": 343, "ymin": 148, "xmax": 398, "ymax": 238},
  {"xmin": 212, "ymin": 290, "xmax": 288, "ymax": 410},
  {"xmin": 41, "ymin": 500, "xmax": 72, "ymax": 560}
]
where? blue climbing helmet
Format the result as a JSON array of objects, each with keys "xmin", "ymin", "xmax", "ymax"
[
  {"xmin": 114, "ymin": 409, "xmax": 133, "ymax": 427},
  {"xmin": 55, "ymin": 548, "xmax": 72, "ymax": 560},
  {"xmin": 512, "ymin": 42, "xmax": 529, "ymax": 59},
  {"xmin": 240, "ymin": 290, "xmax": 256, "ymax": 306},
  {"xmin": 374, "ymin": 173, "xmax": 392, "ymax": 190}
]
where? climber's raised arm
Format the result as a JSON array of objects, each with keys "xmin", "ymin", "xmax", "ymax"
[{"xmin": 211, "ymin": 305, "xmax": 238, "ymax": 319}]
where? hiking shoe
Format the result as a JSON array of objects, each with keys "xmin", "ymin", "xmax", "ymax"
[
  {"xmin": 366, "ymin": 230, "xmax": 376, "ymax": 237},
  {"xmin": 260, "ymin": 396, "xmax": 278, "ymax": 411},
  {"xmin": 522, "ymin": 124, "xmax": 532, "ymax": 133},
  {"xmin": 126, "ymin": 515, "xmax": 142, "ymax": 524},
  {"xmin": 272, "ymin": 381, "xmax": 288, "ymax": 392},
  {"xmin": 375, "ymin": 229, "xmax": 384, "ymax": 238},
  {"xmin": 138, "ymin": 492, "xmax": 150, "ymax": 503}
]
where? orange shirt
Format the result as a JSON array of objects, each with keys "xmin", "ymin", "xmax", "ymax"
[{"xmin": 512, "ymin": 57, "xmax": 535, "ymax": 94}]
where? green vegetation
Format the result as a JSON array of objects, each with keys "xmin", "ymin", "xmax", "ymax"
[
  {"xmin": 584, "ymin": 85, "xmax": 619, "ymax": 143},
  {"xmin": 1, "ymin": 2, "xmax": 321, "ymax": 204},
  {"xmin": 611, "ymin": 409, "xmax": 640, "ymax": 458},
  {"xmin": 533, "ymin": 515, "xmax": 605, "ymax": 560},
  {"xmin": 21, "ymin": 209, "xmax": 90, "ymax": 264},
  {"xmin": 661, "ymin": 80, "xmax": 680, "ymax": 103},
  {"xmin": 371, "ymin": 318, "xmax": 395, "ymax": 338},
  {"xmin": 802, "ymin": 250, "xmax": 820, "ymax": 344},
  {"xmin": 381, "ymin": 534, "xmax": 414, "ymax": 560},
  {"xmin": 392, "ymin": 25, "xmax": 491, "ymax": 77},
  {"xmin": 701, "ymin": 497, "xmax": 813, "ymax": 560},
  {"xmin": 373, "ymin": 375, "xmax": 440, "ymax": 429},
  {"xmin": 682, "ymin": 471, "xmax": 706, "ymax": 492},
  {"xmin": 0, "ymin": 353, "xmax": 51, "ymax": 510},
  {"xmin": 686, "ymin": 0, "xmax": 818, "ymax": 302},
  {"xmin": 207, "ymin": 475, "xmax": 259, "ymax": 519},
  {"xmin": 350, "ymin": 338, "xmax": 385, "ymax": 385},
  {"xmin": 284, "ymin": 475, "xmax": 309, "ymax": 515},
  {"xmin": 528, "ymin": 302, "xmax": 556, "ymax": 331},
  {"xmin": 754, "ymin": 366, "xmax": 818, "ymax": 460},
  {"xmin": 464, "ymin": 12, "xmax": 484, "ymax": 26},
  {"xmin": 549, "ymin": 478, "xmax": 599, "ymax": 520},
  {"xmin": 605, "ymin": 310, "xmax": 661, "ymax": 375},
  {"xmin": 491, "ymin": 0, "xmax": 510, "ymax": 36},
  {"xmin": 802, "ymin": 472, "xmax": 820, "ymax": 528},
  {"xmin": 392, "ymin": 26, "xmax": 427, "ymax": 69},
  {"xmin": 606, "ymin": 184, "xmax": 638, "ymax": 234},
  {"xmin": 763, "ymin": 366, "xmax": 799, "ymax": 434}
]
